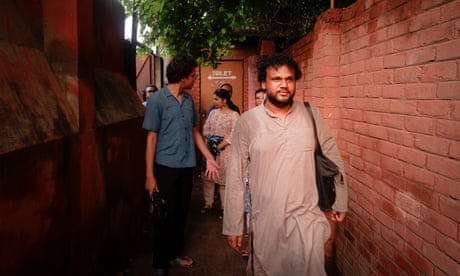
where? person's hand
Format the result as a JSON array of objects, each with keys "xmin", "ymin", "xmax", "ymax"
[
  {"xmin": 205, "ymin": 158, "xmax": 220, "ymax": 182},
  {"xmin": 145, "ymin": 175, "xmax": 158, "ymax": 197},
  {"xmin": 226, "ymin": 235, "xmax": 243, "ymax": 252},
  {"xmin": 217, "ymin": 142, "xmax": 227, "ymax": 151},
  {"xmin": 334, "ymin": 211, "xmax": 346, "ymax": 222},
  {"xmin": 324, "ymin": 210, "xmax": 346, "ymax": 222}
]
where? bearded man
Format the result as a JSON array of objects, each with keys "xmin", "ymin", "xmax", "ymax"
[{"xmin": 223, "ymin": 53, "xmax": 348, "ymax": 276}]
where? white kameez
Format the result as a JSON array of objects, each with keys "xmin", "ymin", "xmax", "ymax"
[{"xmin": 223, "ymin": 101, "xmax": 347, "ymax": 276}]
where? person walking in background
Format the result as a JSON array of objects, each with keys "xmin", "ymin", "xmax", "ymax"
[
  {"xmin": 142, "ymin": 84, "xmax": 158, "ymax": 107},
  {"xmin": 205, "ymin": 83, "xmax": 241, "ymax": 208},
  {"xmin": 207, "ymin": 83, "xmax": 240, "ymax": 117},
  {"xmin": 223, "ymin": 53, "xmax": 348, "ymax": 275},
  {"xmin": 143, "ymin": 55, "xmax": 219, "ymax": 276},
  {"xmin": 200, "ymin": 88, "xmax": 240, "ymax": 220},
  {"xmin": 254, "ymin": 88, "xmax": 266, "ymax": 106}
]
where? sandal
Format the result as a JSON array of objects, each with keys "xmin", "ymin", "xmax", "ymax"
[
  {"xmin": 152, "ymin": 269, "xmax": 167, "ymax": 276},
  {"xmin": 219, "ymin": 209, "xmax": 224, "ymax": 220},
  {"xmin": 170, "ymin": 256, "xmax": 194, "ymax": 268},
  {"xmin": 241, "ymin": 247, "xmax": 249, "ymax": 257},
  {"xmin": 200, "ymin": 205, "xmax": 211, "ymax": 214}
]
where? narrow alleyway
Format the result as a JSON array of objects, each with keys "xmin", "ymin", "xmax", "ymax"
[
  {"xmin": 120, "ymin": 172, "xmax": 342, "ymax": 276},
  {"xmin": 120, "ymin": 173, "xmax": 248, "ymax": 276}
]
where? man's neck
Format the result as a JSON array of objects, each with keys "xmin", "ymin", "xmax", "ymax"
[
  {"xmin": 167, "ymin": 83, "xmax": 186, "ymax": 103},
  {"xmin": 264, "ymin": 101, "xmax": 293, "ymax": 120},
  {"xmin": 167, "ymin": 83, "xmax": 182, "ymax": 97}
]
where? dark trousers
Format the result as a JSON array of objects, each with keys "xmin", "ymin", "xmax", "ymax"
[{"xmin": 152, "ymin": 163, "xmax": 194, "ymax": 269}]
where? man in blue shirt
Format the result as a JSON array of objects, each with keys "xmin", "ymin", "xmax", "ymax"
[{"xmin": 143, "ymin": 55, "xmax": 219, "ymax": 275}]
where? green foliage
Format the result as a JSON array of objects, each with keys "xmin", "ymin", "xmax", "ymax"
[
  {"xmin": 238, "ymin": 0, "xmax": 323, "ymax": 49},
  {"xmin": 120, "ymin": 0, "xmax": 355, "ymax": 67}
]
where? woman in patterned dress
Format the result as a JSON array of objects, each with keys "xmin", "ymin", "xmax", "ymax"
[{"xmin": 200, "ymin": 88, "xmax": 240, "ymax": 218}]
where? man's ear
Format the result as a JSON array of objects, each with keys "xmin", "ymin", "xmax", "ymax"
[{"xmin": 261, "ymin": 82, "xmax": 266, "ymax": 89}]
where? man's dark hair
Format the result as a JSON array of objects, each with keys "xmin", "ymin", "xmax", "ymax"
[
  {"xmin": 166, "ymin": 55, "xmax": 198, "ymax": 83},
  {"xmin": 257, "ymin": 53, "xmax": 302, "ymax": 83},
  {"xmin": 255, "ymin": 88, "xmax": 266, "ymax": 94},
  {"xmin": 220, "ymin": 83, "xmax": 233, "ymax": 92}
]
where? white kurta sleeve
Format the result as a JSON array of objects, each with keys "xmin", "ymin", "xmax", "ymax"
[{"xmin": 223, "ymin": 116, "xmax": 249, "ymax": 236}]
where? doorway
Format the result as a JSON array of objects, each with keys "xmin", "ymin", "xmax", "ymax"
[{"xmin": 200, "ymin": 61, "xmax": 244, "ymax": 118}]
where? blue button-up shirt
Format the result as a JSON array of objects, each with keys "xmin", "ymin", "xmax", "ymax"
[{"xmin": 142, "ymin": 86, "xmax": 199, "ymax": 168}]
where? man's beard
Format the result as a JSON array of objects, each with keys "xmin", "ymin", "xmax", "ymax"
[{"xmin": 266, "ymin": 91, "xmax": 294, "ymax": 108}]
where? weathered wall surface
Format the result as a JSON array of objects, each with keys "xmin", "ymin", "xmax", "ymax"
[
  {"xmin": 135, "ymin": 55, "xmax": 164, "ymax": 100},
  {"xmin": 286, "ymin": 0, "xmax": 460, "ymax": 274},
  {"xmin": 0, "ymin": 0, "xmax": 146, "ymax": 275}
]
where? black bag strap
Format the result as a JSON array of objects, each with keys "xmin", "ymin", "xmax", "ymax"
[
  {"xmin": 304, "ymin": 102, "xmax": 323, "ymax": 155},
  {"xmin": 304, "ymin": 102, "xmax": 343, "ymax": 182}
]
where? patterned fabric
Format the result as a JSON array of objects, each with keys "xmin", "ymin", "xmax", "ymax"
[
  {"xmin": 202, "ymin": 109, "xmax": 240, "ymax": 185},
  {"xmin": 206, "ymin": 135, "xmax": 224, "ymax": 157},
  {"xmin": 201, "ymin": 135, "xmax": 224, "ymax": 171}
]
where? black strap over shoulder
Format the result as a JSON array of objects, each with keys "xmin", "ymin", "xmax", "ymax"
[
  {"xmin": 304, "ymin": 102, "xmax": 322, "ymax": 155},
  {"xmin": 304, "ymin": 101, "xmax": 340, "ymax": 211}
]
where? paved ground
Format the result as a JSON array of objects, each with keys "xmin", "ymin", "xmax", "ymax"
[
  {"xmin": 120, "ymin": 173, "xmax": 341, "ymax": 276},
  {"xmin": 121, "ymin": 174, "xmax": 248, "ymax": 276}
]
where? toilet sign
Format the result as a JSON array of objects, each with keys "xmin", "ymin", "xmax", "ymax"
[
  {"xmin": 200, "ymin": 61, "xmax": 243, "ymax": 117},
  {"xmin": 208, "ymin": 70, "xmax": 237, "ymax": 80}
]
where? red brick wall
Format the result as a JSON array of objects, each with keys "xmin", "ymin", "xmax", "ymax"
[{"xmin": 286, "ymin": 0, "xmax": 460, "ymax": 275}]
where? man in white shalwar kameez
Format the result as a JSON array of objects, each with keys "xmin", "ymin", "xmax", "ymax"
[{"xmin": 223, "ymin": 53, "xmax": 348, "ymax": 276}]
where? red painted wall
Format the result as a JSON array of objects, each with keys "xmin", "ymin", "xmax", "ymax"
[
  {"xmin": 285, "ymin": 0, "xmax": 460, "ymax": 274},
  {"xmin": 0, "ymin": 0, "xmax": 146, "ymax": 275}
]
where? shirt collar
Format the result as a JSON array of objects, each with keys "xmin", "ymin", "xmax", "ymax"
[
  {"xmin": 262, "ymin": 101, "xmax": 296, "ymax": 118},
  {"xmin": 164, "ymin": 87, "xmax": 191, "ymax": 100}
]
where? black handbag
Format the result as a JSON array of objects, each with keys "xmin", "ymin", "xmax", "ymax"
[
  {"xmin": 149, "ymin": 192, "xmax": 167, "ymax": 224},
  {"xmin": 304, "ymin": 102, "xmax": 339, "ymax": 212}
]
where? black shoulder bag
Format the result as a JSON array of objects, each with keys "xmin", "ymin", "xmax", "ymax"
[
  {"xmin": 304, "ymin": 102, "xmax": 339, "ymax": 212},
  {"xmin": 149, "ymin": 192, "xmax": 167, "ymax": 224}
]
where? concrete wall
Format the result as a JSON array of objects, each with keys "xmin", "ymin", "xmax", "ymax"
[
  {"xmin": 0, "ymin": 0, "xmax": 146, "ymax": 275},
  {"xmin": 285, "ymin": 0, "xmax": 460, "ymax": 274}
]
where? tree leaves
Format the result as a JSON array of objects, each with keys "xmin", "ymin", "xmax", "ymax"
[{"xmin": 119, "ymin": 0, "xmax": 355, "ymax": 67}]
